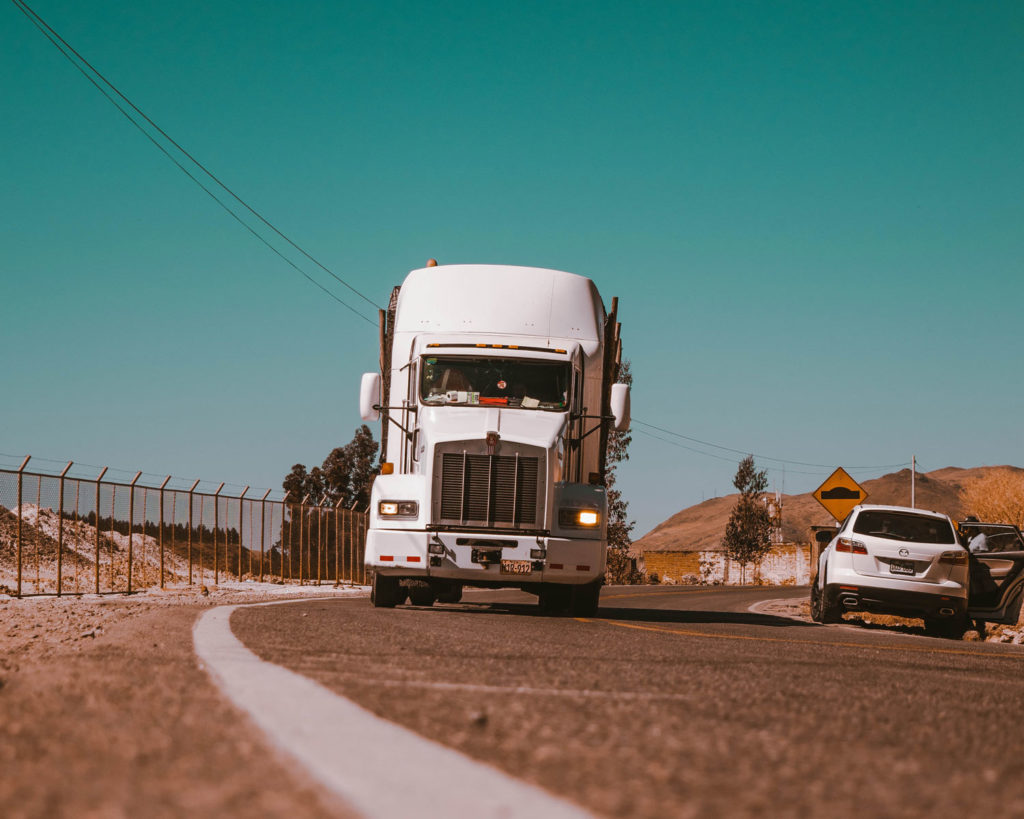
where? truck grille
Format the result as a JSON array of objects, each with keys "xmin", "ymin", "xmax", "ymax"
[{"xmin": 437, "ymin": 451, "xmax": 541, "ymax": 528}]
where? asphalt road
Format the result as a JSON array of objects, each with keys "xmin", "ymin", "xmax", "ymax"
[{"xmin": 232, "ymin": 585, "xmax": 1024, "ymax": 818}]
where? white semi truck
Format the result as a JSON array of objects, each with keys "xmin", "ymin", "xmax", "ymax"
[{"xmin": 359, "ymin": 263, "xmax": 629, "ymax": 615}]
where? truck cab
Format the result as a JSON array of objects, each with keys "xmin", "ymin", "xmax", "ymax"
[{"xmin": 359, "ymin": 264, "xmax": 628, "ymax": 615}]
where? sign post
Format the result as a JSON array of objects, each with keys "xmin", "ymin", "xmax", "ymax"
[{"xmin": 813, "ymin": 467, "xmax": 868, "ymax": 522}]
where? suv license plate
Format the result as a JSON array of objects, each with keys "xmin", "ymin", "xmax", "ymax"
[
  {"xmin": 889, "ymin": 559, "xmax": 915, "ymax": 576},
  {"xmin": 500, "ymin": 559, "xmax": 532, "ymax": 575}
]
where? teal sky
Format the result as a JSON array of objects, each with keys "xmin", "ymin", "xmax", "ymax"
[{"xmin": 3, "ymin": 1, "xmax": 1023, "ymax": 535}]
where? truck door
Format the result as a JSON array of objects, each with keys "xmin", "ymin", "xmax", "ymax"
[{"xmin": 963, "ymin": 523, "xmax": 1024, "ymax": 624}]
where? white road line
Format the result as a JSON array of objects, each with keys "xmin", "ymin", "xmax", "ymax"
[{"xmin": 194, "ymin": 601, "xmax": 594, "ymax": 819}]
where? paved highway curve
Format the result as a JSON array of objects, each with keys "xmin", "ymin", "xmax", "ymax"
[{"xmin": 232, "ymin": 586, "xmax": 1024, "ymax": 818}]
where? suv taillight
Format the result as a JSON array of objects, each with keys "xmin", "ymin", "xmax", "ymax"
[
  {"xmin": 939, "ymin": 550, "xmax": 968, "ymax": 565},
  {"xmin": 836, "ymin": 538, "xmax": 868, "ymax": 554}
]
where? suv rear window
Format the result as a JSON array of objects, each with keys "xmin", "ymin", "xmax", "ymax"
[{"xmin": 852, "ymin": 510, "xmax": 955, "ymax": 544}]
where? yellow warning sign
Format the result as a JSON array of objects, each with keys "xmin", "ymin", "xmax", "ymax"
[{"xmin": 813, "ymin": 467, "xmax": 868, "ymax": 521}]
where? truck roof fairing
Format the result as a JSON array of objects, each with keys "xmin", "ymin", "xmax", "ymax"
[{"xmin": 394, "ymin": 265, "xmax": 606, "ymax": 353}]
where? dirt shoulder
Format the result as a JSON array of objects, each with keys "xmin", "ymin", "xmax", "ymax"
[
  {"xmin": 753, "ymin": 595, "xmax": 1024, "ymax": 643},
  {"xmin": 0, "ymin": 583, "xmax": 366, "ymax": 818}
]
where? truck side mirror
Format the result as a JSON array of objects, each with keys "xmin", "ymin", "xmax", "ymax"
[
  {"xmin": 360, "ymin": 372, "xmax": 381, "ymax": 422},
  {"xmin": 610, "ymin": 383, "xmax": 630, "ymax": 431}
]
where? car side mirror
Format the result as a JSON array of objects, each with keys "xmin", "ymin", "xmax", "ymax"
[
  {"xmin": 815, "ymin": 530, "xmax": 834, "ymax": 545},
  {"xmin": 610, "ymin": 383, "xmax": 630, "ymax": 431},
  {"xmin": 359, "ymin": 372, "xmax": 381, "ymax": 422}
]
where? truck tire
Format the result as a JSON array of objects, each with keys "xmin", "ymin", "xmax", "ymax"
[
  {"xmin": 371, "ymin": 573, "xmax": 401, "ymax": 608},
  {"xmin": 407, "ymin": 583, "xmax": 437, "ymax": 607},
  {"xmin": 435, "ymin": 582, "xmax": 463, "ymax": 604},
  {"xmin": 569, "ymin": 581, "xmax": 602, "ymax": 618},
  {"xmin": 538, "ymin": 584, "xmax": 571, "ymax": 614}
]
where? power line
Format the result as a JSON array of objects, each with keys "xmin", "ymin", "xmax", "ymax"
[
  {"xmin": 632, "ymin": 428, "xmax": 843, "ymax": 476},
  {"xmin": 632, "ymin": 418, "xmax": 911, "ymax": 473},
  {"xmin": 13, "ymin": 0, "xmax": 380, "ymax": 325}
]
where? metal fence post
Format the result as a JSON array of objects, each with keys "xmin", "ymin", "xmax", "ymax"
[
  {"xmin": 57, "ymin": 461, "xmax": 73, "ymax": 596},
  {"xmin": 283, "ymin": 493, "xmax": 291, "ymax": 581},
  {"xmin": 73, "ymin": 476, "xmax": 81, "ymax": 593},
  {"xmin": 350, "ymin": 499, "xmax": 359, "ymax": 586},
  {"xmin": 188, "ymin": 478, "xmax": 199, "ymax": 585},
  {"xmin": 213, "ymin": 482, "xmax": 224, "ymax": 586},
  {"xmin": 360, "ymin": 509, "xmax": 367, "ymax": 585},
  {"xmin": 159, "ymin": 476, "xmax": 170, "ymax": 588},
  {"xmin": 239, "ymin": 486, "xmax": 249, "ymax": 580},
  {"xmin": 15, "ymin": 455, "xmax": 31, "ymax": 598},
  {"xmin": 127, "ymin": 471, "xmax": 142, "ymax": 594},
  {"xmin": 299, "ymin": 494, "xmax": 310, "ymax": 584},
  {"xmin": 94, "ymin": 466, "xmax": 107, "ymax": 594},
  {"xmin": 316, "ymin": 502, "xmax": 323, "ymax": 585},
  {"xmin": 334, "ymin": 499, "xmax": 343, "ymax": 585},
  {"xmin": 259, "ymin": 490, "xmax": 270, "ymax": 582}
]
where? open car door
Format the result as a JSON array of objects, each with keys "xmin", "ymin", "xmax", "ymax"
[{"xmin": 960, "ymin": 522, "xmax": 1024, "ymax": 624}]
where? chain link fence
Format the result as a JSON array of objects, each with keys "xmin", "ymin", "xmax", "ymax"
[{"xmin": 0, "ymin": 455, "xmax": 368, "ymax": 597}]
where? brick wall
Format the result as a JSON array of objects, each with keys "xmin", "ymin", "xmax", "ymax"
[{"xmin": 642, "ymin": 544, "xmax": 811, "ymax": 586}]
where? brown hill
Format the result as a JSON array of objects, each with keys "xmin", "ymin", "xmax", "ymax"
[{"xmin": 633, "ymin": 466, "xmax": 1024, "ymax": 554}]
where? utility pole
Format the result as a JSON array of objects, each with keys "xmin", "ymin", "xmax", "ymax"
[{"xmin": 911, "ymin": 455, "xmax": 916, "ymax": 508}]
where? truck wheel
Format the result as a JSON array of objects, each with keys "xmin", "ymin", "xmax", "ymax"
[
  {"xmin": 371, "ymin": 573, "xmax": 401, "ymax": 608},
  {"xmin": 407, "ymin": 583, "xmax": 437, "ymax": 607},
  {"xmin": 569, "ymin": 581, "xmax": 602, "ymax": 617},
  {"xmin": 435, "ymin": 582, "xmax": 463, "ymax": 604},
  {"xmin": 538, "ymin": 584, "xmax": 571, "ymax": 614}
]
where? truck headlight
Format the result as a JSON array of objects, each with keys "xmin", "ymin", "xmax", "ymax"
[
  {"xmin": 559, "ymin": 508, "xmax": 601, "ymax": 528},
  {"xmin": 379, "ymin": 500, "xmax": 419, "ymax": 518}
]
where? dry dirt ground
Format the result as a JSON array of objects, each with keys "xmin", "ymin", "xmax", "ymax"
[
  {"xmin": 0, "ymin": 582, "xmax": 365, "ymax": 819},
  {"xmin": 4, "ymin": 583, "xmax": 1020, "ymax": 817},
  {"xmin": 755, "ymin": 595, "xmax": 1024, "ymax": 643}
]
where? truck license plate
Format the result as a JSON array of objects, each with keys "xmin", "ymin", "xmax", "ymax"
[
  {"xmin": 889, "ymin": 559, "xmax": 915, "ymax": 576},
  {"xmin": 500, "ymin": 559, "xmax": 532, "ymax": 575}
]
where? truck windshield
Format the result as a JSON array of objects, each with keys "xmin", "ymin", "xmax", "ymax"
[{"xmin": 421, "ymin": 356, "xmax": 570, "ymax": 409}]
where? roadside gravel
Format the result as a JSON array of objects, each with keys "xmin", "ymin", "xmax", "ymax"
[
  {"xmin": 752, "ymin": 594, "xmax": 1024, "ymax": 643},
  {"xmin": 0, "ymin": 583, "xmax": 367, "ymax": 818}
]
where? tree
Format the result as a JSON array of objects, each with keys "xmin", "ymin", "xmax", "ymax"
[
  {"xmin": 962, "ymin": 468, "xmax": 1024, "ymax": 528},
  {"xmin": 722, "ymin": 455, "xmax": 772, "ymax": 584},
  {"xmin": 604, "ymin": 360, "xmax": 643, "ymax": 584},
  {"xmin": 321, "ymin": 425, "xmax": 380, "ymax": 509},
  {"xmin": 283, "ymin": 425, "xmax": 379, "ymax": 510},
  {"xmin": 282, "ymin": 463, "xmax": 325, "ymax": 505}
]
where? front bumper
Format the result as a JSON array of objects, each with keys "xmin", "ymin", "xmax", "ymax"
[{"xmin": 365, "ymin": 528, "xmax": 606, "ymax": 585}]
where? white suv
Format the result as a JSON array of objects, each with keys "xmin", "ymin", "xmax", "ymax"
[{"xmin": 810, "ymin": 504, "xmax": 969, "ymax": 637}]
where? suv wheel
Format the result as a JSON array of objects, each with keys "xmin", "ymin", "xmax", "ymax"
[
  {"xmin": 817, "ymin": 574, "xmax": 843, "ymax": 624},
  {"xmin": 924, "ymin": 614, "xmax": 968, "ymax": 640},
  {"xmin": 810, "ymin": 581, "xmax": 825, "ymax": 623}
]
